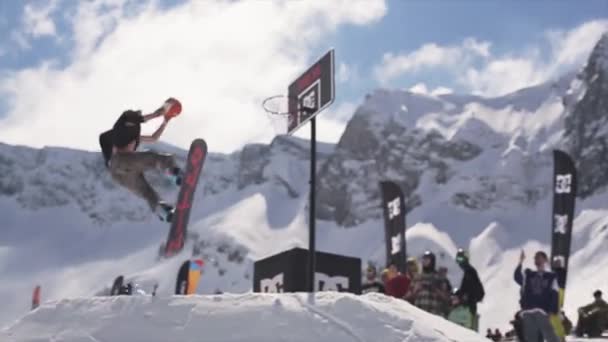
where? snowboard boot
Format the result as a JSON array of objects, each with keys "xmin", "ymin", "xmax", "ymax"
[
  {"xmin": 157, "ymin": 202, "xmax": 175, "ymax": 222},
  {"xmin": 164, "ymin": 167, "xmax": 183, "ymax": 187}
]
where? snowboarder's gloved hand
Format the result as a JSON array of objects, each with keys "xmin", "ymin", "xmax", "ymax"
[{"xmin": 162, "ymin": 98, "xmax": 182, "ymax": 119}]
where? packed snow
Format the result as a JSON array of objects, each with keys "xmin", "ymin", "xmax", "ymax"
[{"xmin": 1, "ymin": 292, "xmax": 490, "ymax": 342}]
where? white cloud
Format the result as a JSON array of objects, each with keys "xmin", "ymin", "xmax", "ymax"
[
  {"xmin": 432, "ymin": 86, "xmax": 453, "ymax": 96},
  {"xmin": 23, "ymin": 0, "xmax": 59, "ymax": 38},
  {"xmin": 462, "ymin": 56, "xmax": 546, "ymax": 96},
  {"xmin": 0, "ymin": 0, "xmax": 386, "ymax": 153},
  {"xmin": 408, "ymin": 83, "xmax": 428, "ymax": 94},
  {"xmin": 546, "ymin": 20, "xmax": 608, "ymax": 71},
  {"xmin": 461, "ymin": 20, "xmax": 608, "ymax": 96},
  {"xmin": 374, "ymin": 38, "xmax": 491, "ymax": 84},
  {"xmin": 376, "ymin": 19, "xmax": 608, "ymax": 97},
  {"xmin": 337, "ymin": 63, "xmax": 351, "ymax": 83},
  {"xmin": 407, "ymin": 83, "xmax": 453, "ymax": 97}
]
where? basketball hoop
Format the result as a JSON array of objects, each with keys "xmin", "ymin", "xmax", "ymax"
[
  {"xmin": 262, "ymin": 94, "xmax": 293, "ymax": 116},
  {"xmin": 262, "ymin": 94, "xmax": 317, "ymax": 135},
  {"xmin": 262, "ymin": 94, "xmax": 291, "ymax": 135}
]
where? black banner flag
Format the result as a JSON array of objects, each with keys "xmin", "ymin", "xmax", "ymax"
[
  {"xmin": 551, "ymin": 150, "xmax": 577, "ymax": 290},
  {"xmin": 380, "ymin": 181, "xmax": 407, "ymax": 273}
]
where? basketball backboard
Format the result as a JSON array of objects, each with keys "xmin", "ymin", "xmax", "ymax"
[{"xmin": 287, "ymin": 49, "xmax": 335, "ymax": 135}]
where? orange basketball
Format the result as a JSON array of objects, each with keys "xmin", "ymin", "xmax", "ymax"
[{"xmin": 164, "ymin": 98, "xmax": 182, "ymax": 119}]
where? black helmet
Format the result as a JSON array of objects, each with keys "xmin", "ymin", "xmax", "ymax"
[{"xmin": 421, "ymin": 250, "xmax": 436, "ymax": 272}]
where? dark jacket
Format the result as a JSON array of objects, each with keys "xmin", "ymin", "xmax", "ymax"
[
  {"xmin": 99, "ymin": 110, "xmax": 145, "ymax": 168},
  {"xmin": 456, "ymin": 263, "xmax": 485, "ymax": 303},
  {"xmin": 514, "ymin": 264, "xmax": 559, "ymax": 314}
]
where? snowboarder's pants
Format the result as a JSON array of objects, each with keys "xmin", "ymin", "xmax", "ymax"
[
  {"xmin": 521, "ymin": 310, "xmax": 560, "ymax": 342},
  {"xmin": 109, "ymin": 151, "xmax": 178, "ymax": 211}
]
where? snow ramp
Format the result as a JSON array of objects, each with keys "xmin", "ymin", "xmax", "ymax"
[{"xmin": 2, "ymin": 292, "xmax": 490, "ymax": 342}]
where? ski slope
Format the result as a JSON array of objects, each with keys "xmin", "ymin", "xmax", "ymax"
[{"xmin": 1, "ymin": 292, "xmax": 490, "ymax": 342}]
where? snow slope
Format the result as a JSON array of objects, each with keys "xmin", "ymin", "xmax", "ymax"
[{"xmin": 1, "ymin": 292, "xmax": 490, "ymax": 342}]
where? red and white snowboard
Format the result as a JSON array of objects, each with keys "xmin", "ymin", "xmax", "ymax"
[{"xmin": 164, "ymin": 138, "xmax": 207, "ymax": 257}]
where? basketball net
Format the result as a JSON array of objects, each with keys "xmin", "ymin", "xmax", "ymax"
[{"xmin": 262, "ymin": 95, "xmax": 292, "ymax": 136}]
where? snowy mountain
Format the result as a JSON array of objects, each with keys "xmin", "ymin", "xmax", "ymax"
[{"xmin": 1, "ymin": 32, "xmax": 608, "ymax": 337}]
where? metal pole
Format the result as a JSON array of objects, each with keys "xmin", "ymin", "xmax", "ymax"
[{"xmin": 308, "ymin": 117, "xmax": 317, "ymax": 293}]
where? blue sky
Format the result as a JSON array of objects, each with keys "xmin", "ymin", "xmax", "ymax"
[
  {"xmin": 0, "ymin": 0, "xmax": 607, "ymax": 151},
  {"xmin": 326, "ymin": 0, "xmax": 608, "ymax": 106}
]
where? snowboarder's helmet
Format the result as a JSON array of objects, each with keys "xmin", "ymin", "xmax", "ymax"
[{"xmin": 594, "ymin": 290, "xmax": 602, "ymax": 298}]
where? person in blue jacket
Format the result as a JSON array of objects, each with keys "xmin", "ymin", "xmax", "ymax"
[{"xmin": 514, "ymin": 250, "xmax": 560, "ymax": 342}]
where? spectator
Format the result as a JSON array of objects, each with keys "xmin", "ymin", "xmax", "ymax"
[
  {"xmin": 493, "ymin": 328, "xmax": 502, "ymax": 341},
  {"xmin": 384, "ymin": 263, "xmax": 410, "ymax": 299},
  {"xmin": 438, "ymin": 266, "xmax": 453, "ymax": 293},
  {"xmin": 514, "ymin": 250, "xmax": 560, "ymax": 342},
  {"xmin": 454, "ymin": 248, "xmax": 485, "ymax": 320},
  {"xmin": 406, "ymin": 256, "xmax": 419, "ymax": 278},
  {"xmin": 361, "ymin": 265, "xmax": 385, "ymax": 294},
  {"xmin": 438, "ymin": 266, "xmax": 453, "ymax": 316},
  {"xmin": 409, "ymin": 251, "xmax": 448, "ymax": 316},
  {"xmin": 448, "ymin": 288, "xmax": 473, "ymax": 329},
  {"xmin": 575, "ymin": 290, "xmax": 608, "ymax": 338},
  {"xmin": 485, "ymin": 328, "xmax": 493, "ymax": 340}
]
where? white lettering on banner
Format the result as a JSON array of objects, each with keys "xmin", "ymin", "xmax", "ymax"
[
  {"xmin": 391, "ymin": 234, "xmax": 401, "ymax": 255},
  {"xmin": 553, "ymin": 255, "xmax": 566, "ymax": 265},
  {"xmin": 315, "ymin": 273, "xmax": 350, "ymax": 292},
  {"xmin": 387, "ymin": 197, "xmax": 401, "ymax": 220},
  {"xmin": 554, "ymin": 214, "xmax": 568, "ymax": 234},
  {"xmin": 260, "ymin": 273, "xmax": 284, "ymax": 293},
  {"xmin": 555, "ymin": 174, "xmax": 572, "ymax": 194}
]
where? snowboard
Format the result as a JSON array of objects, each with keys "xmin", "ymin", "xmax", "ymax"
[{"xmin": 164, "ymin": 139, "xmax": 208, "ymax": 257}]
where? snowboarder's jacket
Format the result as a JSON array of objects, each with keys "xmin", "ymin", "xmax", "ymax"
[
  {"xmin": 514, "ymin": 264, "xmax": 559, "ymax": 314},
  {"xmin": 448, "ymin": 305, "xmax": 473, "ymax": 329}
]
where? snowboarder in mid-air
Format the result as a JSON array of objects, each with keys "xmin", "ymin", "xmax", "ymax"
[{"xmin": 99, "ymin": 98, "xmax": 183, "ymax": 222}]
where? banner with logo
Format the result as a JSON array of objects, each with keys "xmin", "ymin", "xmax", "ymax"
[
  {"xmin": 380, "ymin": 181, "xmax": 407, "ymax": 273},
  {"xmin": 253, "ymin": 247, "xmax": 361, "ymax": 294},
  {"xmin": 551, "ymin": 150, "xmax": 577, "ymax": 291}
]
